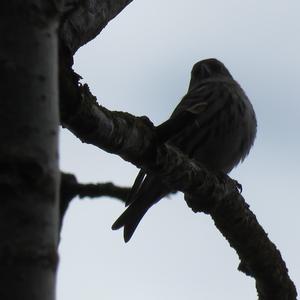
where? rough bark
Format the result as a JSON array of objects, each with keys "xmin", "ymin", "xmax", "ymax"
[
  {"xmin": 60, "ymin": 0, "xmax": 134, "ymax": 54},
  {"xmin": 185, "ymin": 178, "xmax": 297, "ymax": 300},
  {"xmin": 0, "ymin": 1, "xmax": 61, "ymax": 300}
]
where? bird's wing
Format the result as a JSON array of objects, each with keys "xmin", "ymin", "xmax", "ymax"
[
  {"xmin": 167, "ymin": 80, "xmax": 240, "ymax": 156},
  {"xmin": 127, "ymin": 83, "xmax": 222, "ymax": 205},
  {"xmin": 171, "ymin": 84, "xmax": 212, "ymax": 117},
  {"xmin": 127, "ymin": 84, "xmax": 217, "ymax": 205},
  {"xmin": 156, "ymin": 82, "xmax": 226, "ymax": 143}
]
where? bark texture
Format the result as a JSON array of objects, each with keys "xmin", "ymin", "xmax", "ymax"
[
  {"xmin": 0, "ymin": 1, "xmax": 61, "ymax": 299},
  {"xmin": 60, "ymin": 0, "xmax": 134, "ymax": 54}
]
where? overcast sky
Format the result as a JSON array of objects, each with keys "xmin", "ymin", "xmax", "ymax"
[{"xmin": 57, "ymin": 1, "xmax": 300, "ymax": 299}]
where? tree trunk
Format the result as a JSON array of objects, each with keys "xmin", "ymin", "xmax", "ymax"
[{"xmin": 0, "ymin": 2, "xmax": 61, "ymax": 299}]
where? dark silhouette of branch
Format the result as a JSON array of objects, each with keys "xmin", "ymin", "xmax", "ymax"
[
  {"xmin": 185, "ymin": 177, "xmax": 297, "ymax": 300},
  {"xmin": 60, "ymin": 0, "xmax": 134, "ymax": 54},
  {"xmin": 60, "ymin": 172, "xmax": 130, "ymax": 227}
]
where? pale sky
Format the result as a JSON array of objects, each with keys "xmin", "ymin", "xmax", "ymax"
[{"xmin": 57, "ymin": 1, "xmax": 300, "ymax": 299}]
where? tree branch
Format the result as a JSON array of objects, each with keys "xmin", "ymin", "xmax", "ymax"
[
  {"xmin": 60, "ymin": 0, "xmax": 134, "ymax": 54},
  {"xmin": 59, "ymin": 172, "xmax": 129, "ymax": 227},
  {"xmin": 185, "ymin": 177, "xmax": 297, "ymax": 300}
]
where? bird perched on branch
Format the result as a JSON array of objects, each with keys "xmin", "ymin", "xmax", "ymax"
[{"xmin": 112, "ymin": 58, "xmax": 257, "ymax": 242}]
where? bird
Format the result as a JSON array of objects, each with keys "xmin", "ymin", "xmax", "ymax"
[{"xmin": 112, "ymin": 58, "xmax": 257, "ymax": 242}]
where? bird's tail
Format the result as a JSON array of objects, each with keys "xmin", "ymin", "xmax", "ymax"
[
  {"xmin": 112, "ymin": 199, "xmax": 149, "ymax": 242},
  {"xmin": 112, "ymin": 175, "xmax": 168, "ymax": 242},
  {"xmin": 125, "ymin": 169, "xmax": 146, "ymax": 206}
]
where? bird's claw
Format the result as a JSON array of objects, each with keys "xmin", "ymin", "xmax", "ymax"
[
  {"xmin": 215, "ymin": 172, "xmax": 243, "ymax": 193},
  {"xmin": 233, "ymin": 180, "xmax": 243, "ymax": 193}
]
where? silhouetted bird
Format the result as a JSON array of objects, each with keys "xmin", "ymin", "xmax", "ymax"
[{"xmin": 112, "ymin": 58, "xmax": 257, "ymax": 242}]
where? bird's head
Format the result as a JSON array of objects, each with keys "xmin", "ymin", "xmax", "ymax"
[{"xmin": 189, "ymin": 58, "xmax": 233, "ymax": 90}]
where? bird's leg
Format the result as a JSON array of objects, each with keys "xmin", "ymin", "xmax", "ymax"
[{"xmin": 215, "ymin": 171, "xmax": 243, "ymax": 193}]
